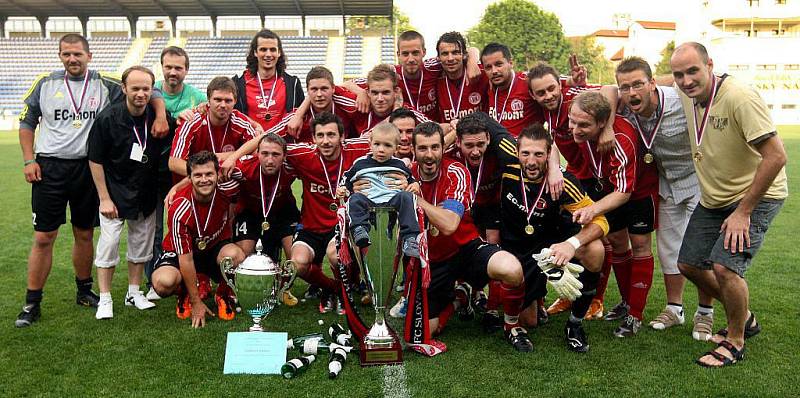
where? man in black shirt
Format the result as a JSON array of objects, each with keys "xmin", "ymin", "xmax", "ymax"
[
  {"xmin": 498, "ymin": 124, "xmax": 607, "ymax": 352},
  {"xmin": 88, "ymin": 66, "xmax": 176, "ymax": 320}
]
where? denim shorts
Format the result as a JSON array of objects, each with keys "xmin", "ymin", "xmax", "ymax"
[{"xmin": 678, "ymin": 199, "xmax": 784, "ymax": 277}]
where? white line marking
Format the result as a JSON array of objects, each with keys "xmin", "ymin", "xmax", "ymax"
[{"xmin": 382, "ymin": 365, "xmax": 411, "ymax": 398}]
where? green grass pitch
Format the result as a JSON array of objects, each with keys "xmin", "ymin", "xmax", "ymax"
[{"xmin": 0, "ymin": 128, "xmax": 798, "ymax": 397}]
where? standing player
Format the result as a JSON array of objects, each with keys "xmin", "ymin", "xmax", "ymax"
[
  {"xmin": 615, "ymin": 56, "xmax": 715, "ymax": 337},
  {"xmin": 499, "ymin": 124, "xmax": 607, "ymax": 352},
  {"xmin": 146, "ymin": 46, "xmax": 208, "ymax": 301},
  {"xmin": 15, "ymin": 34, "xmax": 168, "ymax": 328},
  {"xmin": 569, "ymin": 91, "xmax": 659, "ymax": 337},
  {"xmin": 435, "ymin": 32, "xmax": 489, "ymax": 123},
  {"xmin": 151, "ymin": 151, "xmax": 246, "ymax": 328},
  {"xmin": 408, "ymin": 122, "xmax": 529, "ymax": 352},
  {"xmin": 232, "ymin": 29, "xmax": 304, "ymax": 131},
  {"xmin": 88, "ymin": 66, "xmax": 175, "ymax": 319},
  {"xmin": 671, "ymin": 43, "xmax": 787, "ymax": 367}
]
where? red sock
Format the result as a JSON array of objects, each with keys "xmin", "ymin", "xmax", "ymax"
[
  {"xmin": 611, "ymin": 250, "xmax": 633, "ymax": 302},
  {"xmin": 501, "ymin": 282, "xmax": 525, "ymax": 330},
  {"xmin": 437, "ymin": 302, "xmax": 455, "ymax": 332},
  {"xmin": 303, "ymin": 264, "xmax": 339, "ymax": 293},
  {"xmin": 594, "ymin": 244, "xmax": 614, "ymax": 302},
  {"xmin": 627, "ymin": 255, "xmax": 655, "ymax": 319},
  {"xmin": 487, "ymin": 280, "xmax": 503, "ymax": 311}
]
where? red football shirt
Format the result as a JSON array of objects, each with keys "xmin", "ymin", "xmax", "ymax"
[
  {"xmin": 285, "ymin": 139, "xmax": 371, "ymax": 232},
  {"xmin": 171, "ymin": 110, "xmax": 258, "ymax": 159},
  {"xmin": 444, "ymin": 150, "xmax": 502, "ymax": 208},
  {"xmin": 243, "ymin": 70, "xmax": 288, "ymax": 130},
  {"xmin": 354, "ymin": 58, "xmax": 443, "ymax": 122},
  {"xmin": 411, "ymin": 157, "xmax": 481, "ymax": 263},
  {"xmin": 162, "ymin": 183, "xmax": 237, "ymax": 255},
  {"xmin": 351, "ymin": 106, "xmax": 431, "ymax": 136},
  {"xmin": 486, "ymin": 71, "xmax": 544, "ymax": 137},
  {"xmin": 547, "ymin": 83, "xmax": 600, "ymax": 180},
  {"xmin": 437, "ymin": 70, "xmax": 490, "ymax": 123},
  {"xmin": 266, "ymin": 86, "xmax": 360, "ymax": 143},
  {"xmin": 228, "ymin": 156, "xmax": 297, "ymax": 216}
]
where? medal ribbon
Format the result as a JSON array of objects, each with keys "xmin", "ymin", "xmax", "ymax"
[
  {"xmin": 492, "ymin": 72, "xmax": 516, "ymax": 123},
  {"xmin": 520, "ymin": 170, "xmax": 547, "ymax": 224},
  {"xmin": 446, "ymin": 76, "xmax": 466, "ymax": 118},
  {"xmin": 256, "ymin": 72, "xmax": 279, "ymax": 117},
  {"xmin": 585, "ymin": 141, "xmax": 603, "ymax": 179},
  {"xmin": 401, "ymin": 68, "xmax": 424, "ymax": 110},
  {"xmin": 64, "ymin": 69, "xmax": 90, "ymax": 118},
  {"xmin": 692, "ymin": 74, "xmax": 719, "ymax": 149},
  {"xmin": 259, "ymin": 167, "xmax": 281, "ymax": 221},
  {"xmin": 132, "ymin": 115, "xmax": 149, "ymax": 151},
  {"xmin": 206, "ymin": 115, "xmax": 230, "ymax": 154},
  {"xmin": 318, "ymin": 153, "xmax": 344, "ymax": 202},
  {"xmin": 632, "ymin": 87, "xmax": 664, "ymax": 151},
  {"xmin": 191, "ymin": 190, "xmax": 217, "ymax": 240},
  {"xmin": 546, "ymin": 96, "xmax": 563, "ymax": 135}
]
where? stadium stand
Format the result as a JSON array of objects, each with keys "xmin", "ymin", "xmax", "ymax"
[
  {"xmin": 381, "ymin": 36, "xmax": 395, "ymax": 65},
  {"xmin": 344, "ymin": 36, "xmax": 363, "ymax": 77}
]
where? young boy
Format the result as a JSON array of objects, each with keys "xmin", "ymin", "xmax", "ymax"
[{"xmin": 340, "ymin": 122, "xmax": 421, "ymax": 258}]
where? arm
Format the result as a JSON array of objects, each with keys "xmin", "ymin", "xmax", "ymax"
[
  {"xmin": 149, "ymin": 96, "xmax": 170, "ymax": 138},
  {"xmin": 342, "ymin": 80, "xmax": 370, "ymax": 113},
  {"xmin": 169, "ymin": 157, "xmax": 188, "ymax": 177},
  {"xmin": 546, "ymin": 144, "xmax": 564, "ymax": 200},
  {"xmin": 178, "ymin": 253, "xmax": 214, "ymax": 328},
  {"xmin": 89, "ymin": 161, "xmax": 118, "ymax": 219},
  {"xmin": 596, "ymin": 85, "xmax": 619, "ymax": 154},
  {"xmin": 287, "ymin": 98, "xmax": 310, "ymax": 138},
  {"xmin": 465, "ymin": 47, "xmax": 481, "ymax": 83},
  {"xmin": 572, "ymin": 191, "xmax": 630, "ymax": 225},
  {"xmin": 20, "ymin": 128, "xmax": 40, "ymax": 183},
  {"xmin": 414, "ymin": 195, "xmax": 462, "ymax": 236},
  {"xmin": 722, "ymin": 134, "xmax": 787, "ymax": 252}
]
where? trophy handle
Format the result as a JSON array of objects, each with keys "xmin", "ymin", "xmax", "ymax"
[
  {"xmin": 280, "ymin": 260, "xmax": 297, "ymax": 293},
  {"xmin": 219, "ymin": 256, "xmax": 237, "ymax": 294}
]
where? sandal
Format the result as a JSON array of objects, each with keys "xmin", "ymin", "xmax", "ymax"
[
  {"xmin": 696, "ymin": 340, "xmax": 745, "ymax": 368},
  {"xmin": 716, "ymin": 312, "xmax": 761, "ymax": 339}
]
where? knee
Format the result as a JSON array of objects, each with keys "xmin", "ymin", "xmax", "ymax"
[
  {"xmin": 72, "ymin": 228, "xmax": 94, "ymax": 244},
  {"xmin": 152, "ymin": 269, "xmax": 180, "ymax": 296},
  {"xmin": 577, "ymin": 240, "xmax": 604, "ymax": 273},
  {"xmin": 32, "ymin": 231, "xmax": 58, "ymax": 248},
  {"xmin": 713, "ymin": 263, "xmax": 739, "ymax": 281},
  {"xmin": 492, "ymin": 253, "xmax": 524, "ymax": 286}
]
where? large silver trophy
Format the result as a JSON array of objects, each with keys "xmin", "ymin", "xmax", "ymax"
[
  {"xmin": 349, "ymin": 206, "xmax": 403, "ymax": 365},
  {"xmin": 220, "ymin": 240, "xmax": 296, "ymax": 332}
]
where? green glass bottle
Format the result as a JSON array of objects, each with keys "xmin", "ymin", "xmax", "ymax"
[{"xmin": 281, "ymin": 355, "xmax": 316, "ymax": 379}]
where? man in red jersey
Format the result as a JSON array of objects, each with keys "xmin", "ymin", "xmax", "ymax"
[
  {"xmin": 568, "ymin": 91, "xmax": 658, "ymax": 338},
  {"xmin": 232, "ymin": 29, "xmax": 304, "ymax": 131},
  {"xmin": 169, "ymin": 77, "xmax": 259, "ymax": 179},
  {"xmin": 408, "ymin": 121, "xmax": 530, "ymax": 352},
  {"xmin": 268, "ymin": 66, "xmax": 360, "ymax": 143},
  {"xmin": 151, "ymin": 151, "xmax": 246, "ymax": 328},
  {"xmin": 435, "ymin": 32, "xmax": 489, "ymax": 124},
  {"xmin": 527, "ymin": 61, "xmax": 618, "ymax": 319}
]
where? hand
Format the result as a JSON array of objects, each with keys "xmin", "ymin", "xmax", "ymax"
[
  {"xmin": 352, "ymin": 178, "xmax": 371, "ymax": 193},
  {"xmin": 178, "ymin": 109, "xmax": 196, "ymax": 122},
  {"xmin": 548, "ymin": 241, "xmax": 577, "ymax": 266},
  {"xmin": 254, "ymin": 123, "xmax": 264, "ymax": 137},
  {"xmin": 355, "ymin": 91, "xmax": 370, "ymax": 113},
  {"xmin": 336, "ymin": 186, "xmax": 349, "ymax": 199},
  {"xmin": 23, "ymin": 162, "xmax": 42, "ymax": 183},
  {"xmin": 597, "ymin": 125, "xmax": 616, "ymax": 154},
  {"xmin": 165, "ymin": 186, "xmax": 179, "ymax": 207},
  {"xmin": 393, "ymin": 88, "xmax": 405, "ymax": 110},
  {"xmin": 405, "ymin": 181, "xmax": 421, "ymax": 195},
  {"xmin": 287, "ymin": 113, "xmax": 304, "ymax": 138},
  {"xmin": 152, "ymin": 116, "xmax": 169, "ymax": 138},
  {"xmin": 220, "ymin": 157, "xmax": 237, "ymax": 180},
  {"xmin": 99, "ymin": 198, "xmax": 118, "ymax": 219},
  {"xmin": 569, "ymin": 54, "xmax": 587, "ymax": 87},
  {"xmin": 533, "ymin": 248, "xmax": 584, "ymax": 301},
  {"xmin": 465, "ymin": 61, "xmax": 481, "ymax": 84},
  {"xmin": 191, "ymin": 300, "xmax": 214, "ymax": 328},
  {"xmin": 721, "ymin": 208, "xmax": 751, "ymax": 253},
  {"xmin": 546, "ymin": 166, "xmax": 564, "ymax": 201},
  {"xmin": 384, "ymin": 172, "xmax": 409, "ymax": 190},
  {"xmin": 449, "ymin": 119, "xmax": 459, "ymax": 132},
  {"xmin": 572, "ymin": 205, "xmax": 598, "ymax": 225}
]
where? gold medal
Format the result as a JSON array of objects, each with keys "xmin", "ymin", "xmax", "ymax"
[
  {"xmin": 72, "ymin": 120, "xmax": 82, "ymax": 129},
  {"xmin": 141, "ymin": 154, "xmax": 148, "ymax": 164},
  {"xmin": 264, "ymin": 113, "xmax": 272, "ymax": 121},
  {"xmin": 643, "ymin": 152, "xmax": 654, "ymax": 164},
  {"xmin": 524, "ymin": 224, "xmax": 535, "ymax": 235},
  {"xmin": 197, "ymin": 239, "xmax": 207, "ymax": 251},
  {"xmin": 261, "ymin": 220, "xmax": 270, "ymax": 232},
  {"xmin": 429, "ymin": 226, "xmax": 440, "ymax": 237},
  {"xmin": 329, "ymin": 203, "xmax": 338, "ymax": 211},
  {"xmin": 693, "ymin": 151, "xmax": 703, "ymax": 162},
  {"xmin": 595, "ymin": 181, "xmax": 604, "ymax": 192}
]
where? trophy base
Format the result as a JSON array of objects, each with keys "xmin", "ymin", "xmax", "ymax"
[{"xmin": 359, "ymin": 336, "xmax": 403, "ymax": 367}]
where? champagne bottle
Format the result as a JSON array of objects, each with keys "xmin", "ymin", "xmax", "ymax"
[
  {"xmin": 281, "ymin": 355, "xmax": 316, "ymax": 379},
  {"xmin": 328, "ymin": 323, "xmax": 353, "ymax": 346},
  {"xmin": 302, "ymin": 339, "xmax": 354, "ymax": 355},
  {"xmin": 328, "ymin": 346, "xmax": 348, "ymax": 379},
  {"xmin": 286, "ymin": 333, "xmax": 324, "ymax": 350}
]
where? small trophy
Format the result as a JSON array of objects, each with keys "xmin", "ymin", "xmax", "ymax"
[{"xmin": 220, "ymin": 240, "xmax": 296, "ymax": 331}]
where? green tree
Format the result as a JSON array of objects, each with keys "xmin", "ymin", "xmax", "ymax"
[
  {"xmin": 568, "ymin": 36, "xmax": 616, "ymax": 85},
  {"xmin": 467, "ymin": 0, "xmax": 572, "ymax": 72},
  {"xmin": 347, "ymin": 6, "xmax": 415, "ymax": 35},
  {"xmin": 654, "ymin": 40, "xmax": 675, "ymax": 76}
]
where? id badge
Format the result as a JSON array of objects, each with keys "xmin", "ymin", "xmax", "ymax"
[{"xmin": 130, "ymin": 143, "xmax": 144, "ymax": 162}]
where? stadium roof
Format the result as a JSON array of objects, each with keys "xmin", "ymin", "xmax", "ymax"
[{"xmin": 0, "ymin": 0, "xmax": 393, "ymax": 19}]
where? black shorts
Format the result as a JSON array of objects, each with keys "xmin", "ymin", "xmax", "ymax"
[
  {"xmin": 31, "ymin": 156, "xmax": 98, "ymax": 232},
  {"xmin": 293, "ymin": 228, "xmax": 336, "ymax": 265},
  {"xmin": 472, "ymin": 203, "xmax": 501, "ymax": 231},
  {"xmin": 154, "ymin": 241, "xmax": 230, "ymax": 283},
  {"xmin": 427, "ymin": 238, "xmax": 502, "ymax": 317},
  {"xmin": 581, "ymin": 178, "xmax": 655, "ymax": 234},
  {"xmin": 232, "ymin": 206, "xmax": 299, "ymax": 259},
  {"xmin": 503, "ymin": 231, "xmax": 570, "ymax": 308}
]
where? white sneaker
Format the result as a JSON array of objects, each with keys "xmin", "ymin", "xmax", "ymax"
[
  {"xmin": 125, "ymin": 291, "xmax": 156, "ymax": 310},
  {"xmin": 96, "ymin": 299, "xmax": 113, "ymax": 320},
  {"xmin": 146, "ymin": 286, "xmax": 162, "ymax": 301},
  {"xmin": 389, "ymin": 296, "xmax": 408, "ymax": 318}
]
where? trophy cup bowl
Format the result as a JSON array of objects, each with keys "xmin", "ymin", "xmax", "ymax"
[
  {"xmin": 220, "ymin": 240, "xmax": 296, "ymax": 331},
  {"xmin": 349, "ymin": 206, "xmax": 403, "ymax": 366}
]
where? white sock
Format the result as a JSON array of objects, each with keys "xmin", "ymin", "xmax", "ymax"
[
  {"xmin": 696, "ymin": 305, "xmax": 714, "ymax": 316},
  {"xmin": 667, "ymin": 304, "xmax": 684, "ymax": 316},
  {"xmin": 99, "ymin": 292, "xmax": 112, "ymax": 301},
  {"xmin": 504, "ymin": 314, "xmax": 519, "ymax": 327},
  {"xmin": 128, "ymin": 284, "xmax": 140, "ymax": 295}
]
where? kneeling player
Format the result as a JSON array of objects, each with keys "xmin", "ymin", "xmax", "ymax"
[
  {"xmin": 151, "ymin": 151, "xmax": 246, "ymax": 328},
  {"xmin": 499, "ymin": 125, "xmax": 607, "ymax": 352}
]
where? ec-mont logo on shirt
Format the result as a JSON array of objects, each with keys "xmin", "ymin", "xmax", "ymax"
[
  {"xmin": 709, "ymin": 116, "xmax": 729, "ymax": 131},
  {"xmin": 310, "ymin": 182, "xmax": 330, "ymax": 194},
  {"xmin": 427, "ymin": 88, "xmax": 437, "ymax": 101},
  {"xmin": 469, "ymin": 92, "xmax": 482, "ymax": 105},
  {"xmin": 257, "ymin": 96, "xmax": 277, "ymax": 109}
]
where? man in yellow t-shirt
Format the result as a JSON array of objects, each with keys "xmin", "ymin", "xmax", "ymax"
[{"xmin": 671, "ymin": 42, "xmax": 788, "ymax": 368}]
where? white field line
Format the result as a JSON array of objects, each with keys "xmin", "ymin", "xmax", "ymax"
[{"xmin": 382, "ymin": 364, "xmax": 411, "ymax": 398}]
